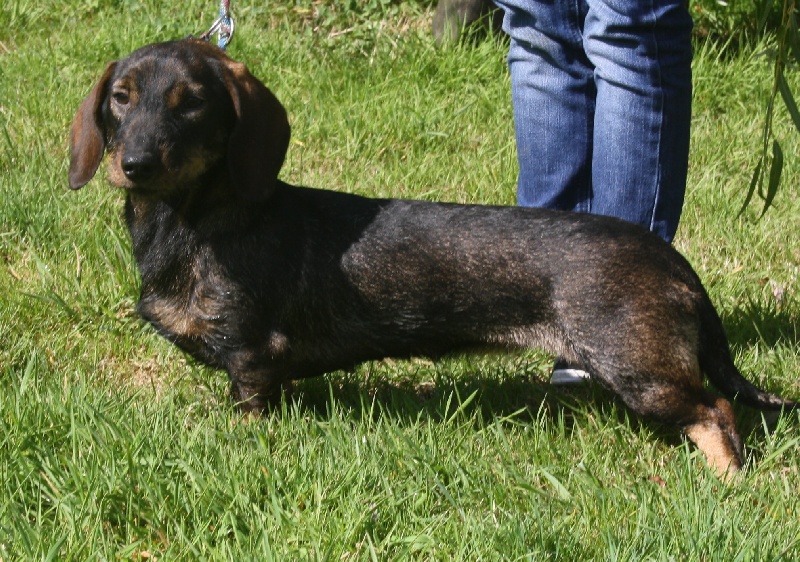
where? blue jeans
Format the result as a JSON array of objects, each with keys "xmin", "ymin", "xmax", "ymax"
[{"xmin": 494, "ymin": 0, "xmax": 693, "ymax": 242}]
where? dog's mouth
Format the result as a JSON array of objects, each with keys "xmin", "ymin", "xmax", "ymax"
[
  {"xmin": 107, "ymin": 146, "xmax": 221, "ymax": 196},
  {"xmin": 106, "ymin": 147, "xmax": 161, "ymax": 190}
]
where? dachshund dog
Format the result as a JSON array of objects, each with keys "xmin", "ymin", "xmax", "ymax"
[{"xmin": 69, "ymin": 39, "xmax": 796, "ymax": 475}]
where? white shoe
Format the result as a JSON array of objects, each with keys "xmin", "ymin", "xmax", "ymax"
[{"xmin": 550, "ymin": 359, "xmax": 591, "ymax": 385}]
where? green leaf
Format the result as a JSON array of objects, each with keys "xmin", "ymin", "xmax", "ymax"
[
  {"xmin": 761, "ymin": 139, "xmax": 783, "ymax": 216},
  {"xmin": 539, "ymin": 468, "xmax": 573, "ymax": 502},
  {"xmin": 777, "ymin": 73, "xmax": 800, "ymax": 135},
  {"xmin": 756, "ymin": 0, "xmax": 775, "ymax": 31}
]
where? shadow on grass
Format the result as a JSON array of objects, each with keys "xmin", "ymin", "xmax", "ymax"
[
  {"xmin": 721, "ymin": 298, "xmax": 799, "ymax": 351},
  {"xmin": 288, "ymin": 356, "xmax": 687, "ymax": 454},
  {"xmin": 283, "ymin": 339, "xmax": 796, "ymax": 468},
  {"xmin": 716, "ymin": 296, "xmax": 799, "ymax": 448}
]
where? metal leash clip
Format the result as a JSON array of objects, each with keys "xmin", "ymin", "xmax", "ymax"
[{"xmin": 199, "ymin": 0, "xmax": 235, "ymax": 50}]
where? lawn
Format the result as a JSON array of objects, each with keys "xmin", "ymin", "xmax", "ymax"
[{"xmin": 1, "ymin": 1, "xmax": 799, "ymax": 559}]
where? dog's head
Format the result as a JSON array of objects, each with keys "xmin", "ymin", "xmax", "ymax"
[{"xmin": 68, "ymin": 39, "xmax": 290, "ymax": 201}]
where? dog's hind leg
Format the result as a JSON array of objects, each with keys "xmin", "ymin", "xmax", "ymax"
[
  {"xmin": 681, "ymin": 396, "xmax": 743, "ymax": 475},
  {"xmin": 585, "ymin": 353, "xmax": 744, "ymax": 476},
  {"xmin": 624, "ymin": 382, "xmax": 743, "ymax": 475}
]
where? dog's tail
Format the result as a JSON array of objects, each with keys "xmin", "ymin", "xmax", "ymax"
[{"xmin": 698, "ymin": 291, "xmax": 798, "ymax": 412}]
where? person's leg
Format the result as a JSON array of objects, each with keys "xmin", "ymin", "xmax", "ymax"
[
  {"xmin": 496, "ymin": 0, "xmax": 594, "ymax": 212},
  {"xmin": 496, "ymin": 0, "xmax": 595, "ymax": 384},
  {"xmin": 584, "ymin": 0, "xmax": 693, "ymax": 242},
  {"xmin": 495, "ymin": 0, "xmax": 692, "ymax": 383}
]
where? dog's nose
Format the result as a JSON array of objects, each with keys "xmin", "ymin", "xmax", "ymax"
[{"xmin": 122, "ymin": 153, "xmax": 158, "ymax": 182}]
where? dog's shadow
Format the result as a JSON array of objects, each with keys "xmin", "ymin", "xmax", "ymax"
[
  {"xmin": 289, "ymin": 353, "xmax": 688, "ymax": 455},
  {"xmin": 719, "ymin": 298, "xmax": 799, "ymax": 439},
  {"xmin": 721, "ymin": 297, "xmax": 799, "ymax": 351}
]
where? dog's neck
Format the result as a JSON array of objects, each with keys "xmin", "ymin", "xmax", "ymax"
[
  {"xmin": 125, "ymin": 168, "xmax": 261, "ymax": 228},
  {"xmin": 123, "ymin": 174, "xmax": 268, "ymax": 285}
]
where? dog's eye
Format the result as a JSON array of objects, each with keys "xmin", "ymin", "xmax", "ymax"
[
  {"xmin": 183, "ymin": 95, "xmax": 206, "ymax": 112},
  {"xmin": 112, "ymin": 91, "xmax": 130, "ymax": 105}
]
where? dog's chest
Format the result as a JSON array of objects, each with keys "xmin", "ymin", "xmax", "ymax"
[{"xmin": 137, "ymin": 253, "xmax": 237, "ymax": 361}]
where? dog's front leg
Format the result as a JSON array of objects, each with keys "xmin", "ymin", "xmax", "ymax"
[
  {"xmin": 225, "ymin": 350, "xmax": 290, "ymax": 412},
  {"xmin": 229, "ymin": 371, "xmax": 293, "ymax": 413}
]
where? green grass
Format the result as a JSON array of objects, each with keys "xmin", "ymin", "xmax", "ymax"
[{"xmin": 1, "ymin": 1, "xmax": 800, "ymax": 559}]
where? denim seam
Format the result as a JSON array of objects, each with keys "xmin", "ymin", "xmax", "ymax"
[
  {"xmin": 647, "ymin": 0, "xmax": 665, "ymax": 236},
  {"xmin": 574, "ymin": 0, "xmax": 593, "ymax": 212}
]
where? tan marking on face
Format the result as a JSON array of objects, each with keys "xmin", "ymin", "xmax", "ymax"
[
  {"xmin": 106, "ymin": 144, "xmax": 221, "ymax": 193},
  {"xmin": 109, "ymin": 77, "xmax": 139, "ymax": 119},
  {"xmin": 106, "ymin": 149, "xmax": 129, "ymax": 188},
  {"xmin": 172, "ymin": 146, "xmax": 221, "ymax": 186},
  {"xmin": 166, "ymin": 81, "xmax": 188, "ymax": 111}
]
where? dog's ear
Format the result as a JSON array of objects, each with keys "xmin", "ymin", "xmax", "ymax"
[
  {"xmin": 223, "ymin": 60, "xmax": 290, "ymax": 201},
  {"xmin": 69, "ymin": 62, "xmax": 117, "ymax": 190}
]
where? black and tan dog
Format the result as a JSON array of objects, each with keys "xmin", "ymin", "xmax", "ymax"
[{"xmin": 69, "ymin": 39, "xmax": 796, "ymax": 475}]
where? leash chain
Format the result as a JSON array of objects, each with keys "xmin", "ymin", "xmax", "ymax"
[{"xmin": 199, "ymin": 0, "xmax": 234, "ymax": 50}]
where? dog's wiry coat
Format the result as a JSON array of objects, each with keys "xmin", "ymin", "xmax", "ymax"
[{"xmin": 68, "ymin": 39, "xmax": 797, "ymax": 476}]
